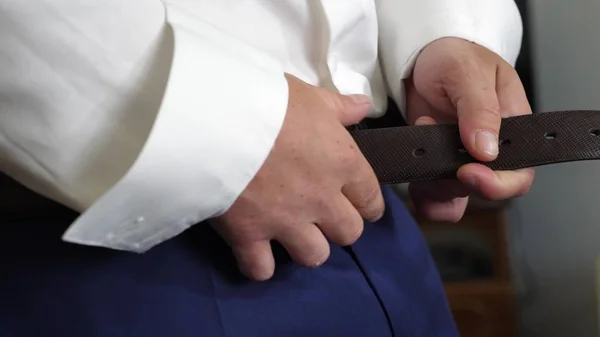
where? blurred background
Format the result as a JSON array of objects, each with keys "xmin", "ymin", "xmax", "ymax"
[
  {"xmin": 394, "ymin": 1, "xmax": 600, "ymax": 336},
  {"xmin": 510, "ymin": 1, "xmax": 600, "ymax": 336}
]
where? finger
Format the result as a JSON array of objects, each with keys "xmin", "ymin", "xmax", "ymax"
[
  {"xmin": 414, "ymin": 115, "xmax": 437, "ymax": 126},
  {"xmin": 320, "ymin": 89, "xmax": 373, "ymax": 126},
  {"xmin": 494, "ymin": 64, "xmax": 536, "ymax": 192},
  {"xmin": 410, "ymin": 117, "xmax": 470, "ymax": 222},
  {"xmin": 232, "ymin": 240, "xmax": 276, "ymax": 281},
  {"xmin": 457, "ymin": 163, "xmax": 535, "ymax": 200},
  {"xmin": 317, "ymin": 195, "xmax": 365, "ymax": 246},
  {"xmin": 458, "ymin": 63, "xmax": 534, "ymax": 201},
  {"xmin": 275, "ymin": 223, "xmax": 331, "ymax": 268},
  {"xmin": 496, "ymin": 63, "xmax": 532, "ymax": 117},
  {"xmin": 411, "ymin": 193, "xmax": 469, "ymax": 223},
  {"xmin": 341, "ymin": 156, "xmax": 385, "ymax": 222},
  {"xmin": 406, "ymin": 79, "xmax": 440, "ymax": 125},
  {"xmin": 410, "ymin": 179, "xmax": 472, "ymax": 201},
  {"xmin": 409, "ymin": 180, "xmax": 470, "ymax": 223},
  {"xmin": 449, "ymin": 62, "xmax": 502, "ymax": 162}
]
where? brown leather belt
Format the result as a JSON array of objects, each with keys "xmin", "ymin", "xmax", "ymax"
[
  {"xmin": 350, "ymin": 110, "xmax": 600, "ymax": 184},
  {"xmin": 2, "ymin": 110, "xmax": 599, "ymax": 215}
]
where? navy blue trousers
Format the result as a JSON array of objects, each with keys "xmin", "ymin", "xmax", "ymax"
[{"xmin": 0, "ymin": 186, "xmax": 458, "ymax": 337}]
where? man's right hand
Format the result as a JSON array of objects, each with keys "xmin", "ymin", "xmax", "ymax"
[{"xmin": 213, "ymin": 74, "xmax": 384, "ymax": 281}]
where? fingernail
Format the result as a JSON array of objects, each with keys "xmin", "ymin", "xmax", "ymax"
[
  {"xmin": 414, "ymin": 116, "xmax": 437, "ymax": 126},
  {"xmin": 349, "ymin": 94, "xmax": 371, "ymax": 105},
  {"xmin": 476, "ymin": 130, "xmax": 499, "ymax": 156}
]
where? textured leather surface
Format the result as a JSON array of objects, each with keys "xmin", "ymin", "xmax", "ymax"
[{"xmin": 350, "ymin": 110, "xmax": 600, "ymax": 185}]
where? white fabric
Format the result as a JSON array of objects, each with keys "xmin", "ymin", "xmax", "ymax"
[{"xmin": 0, "ymin": 0, "xmax": 523, "ymax": 252}]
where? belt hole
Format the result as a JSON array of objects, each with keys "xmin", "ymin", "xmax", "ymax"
[
  {"xmin": 544, "ymin": 132, "xmax": 556, "ymax": 139},
  {"xmin": 413, "ymin": 148, "xmax": 426, "ymax": 157},
  {"xmin": 590, "ymin": 129, "xmax": 600, "ymax": 136},
  {"xmin": 500, "ymin": 139, "xmax": 511, "ymax": 146}
]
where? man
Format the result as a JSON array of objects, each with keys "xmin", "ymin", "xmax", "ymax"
[{"xmin": 0, "ymin": 1, "xmax": 534, "ymax": 336}]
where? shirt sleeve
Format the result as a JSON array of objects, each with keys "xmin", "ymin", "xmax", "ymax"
[
  {"xmin": 375, "ymin": 0, "xmax": 524, "ymax": 118},
  {"xmin": 0, "ymin": 2, "xmax": 289, "ymax": 253}
]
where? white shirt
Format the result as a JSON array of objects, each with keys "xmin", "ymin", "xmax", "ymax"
[{"xmin": 0, "ymin": 0, "xmax": 523, "ymax": 253}]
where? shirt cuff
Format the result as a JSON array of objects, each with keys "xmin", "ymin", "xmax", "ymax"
[
  {"xmin": 62, "ymin": 7, "xmax": 289, "ymax": 253},
  {"xmin": 377, "ymin": 0, "xmax": 523, "ymax": 119}
]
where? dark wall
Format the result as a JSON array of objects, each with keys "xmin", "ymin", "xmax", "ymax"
[{"xmin": 514, "ymin": 0, "xmax": 536, "ymax": 111}]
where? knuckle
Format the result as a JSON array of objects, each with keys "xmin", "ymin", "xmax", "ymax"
[
  {"xmin": 338, "ymin": 146, "xmax": 360, "ymax": 167},
  {"xmin": 309, "ymin": 249, "xmax": 331, "ymax": 268},
  {"xmin": 246, "ymin": 264, "xmax": 274, "ymax": 281},
  {"xmin": 277, "ymin": 224, "xmax": 331, "ymax": 268},
  {"xmin": 354, "ymin": 184, "xmax": 383, "ymax": 215},
  {"xmin": 458, "ymin": 55, "xmax": 481, "ymax": 71},
  {"xmin": 478, "ymin": 106, "xmax": 502, "ymax": 118},
  {"xmin": 329, "ymin": 215, "xmax": 364, "ymax": 246},
  {"xmin": 342, "ymin": 221, "xmax": 364, "ymax": 246},
  {"xmin": 232, "ymin": 245, "xmax": 275, "ymax": 281},
  {"xmin": 327, "ymin": 94, "xmax": 347, "ymax": 115},
  {"xmin": 316, "ymin": 88, "xmax": 347, "ymax": 115},
  {"xmin": 441, "ymin": 55, "xmax": 476, "ymax": 81},
  {"xmin": 296, "ymin": 242, "xmax": 331, "ymax": 268},
  {"xmin": 314, "ymin": 195, "xmax": 338, "ymax": 222},
  {"xmin": 217, "ymin": 214, "xmax": 272, "ymax": 246}
]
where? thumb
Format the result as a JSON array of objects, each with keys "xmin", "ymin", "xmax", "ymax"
[
  {"xmin": 452, "ymin": 77, "xmax": 502, "ymax": 162},
  {"xmin": 322, "ymin": 91, "xmax": 372, "ymax": 126}
]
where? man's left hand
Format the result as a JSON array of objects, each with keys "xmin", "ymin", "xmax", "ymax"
[{"xmin": 405, "ymin": 37, "xmax": 535, "ymax": 222}]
